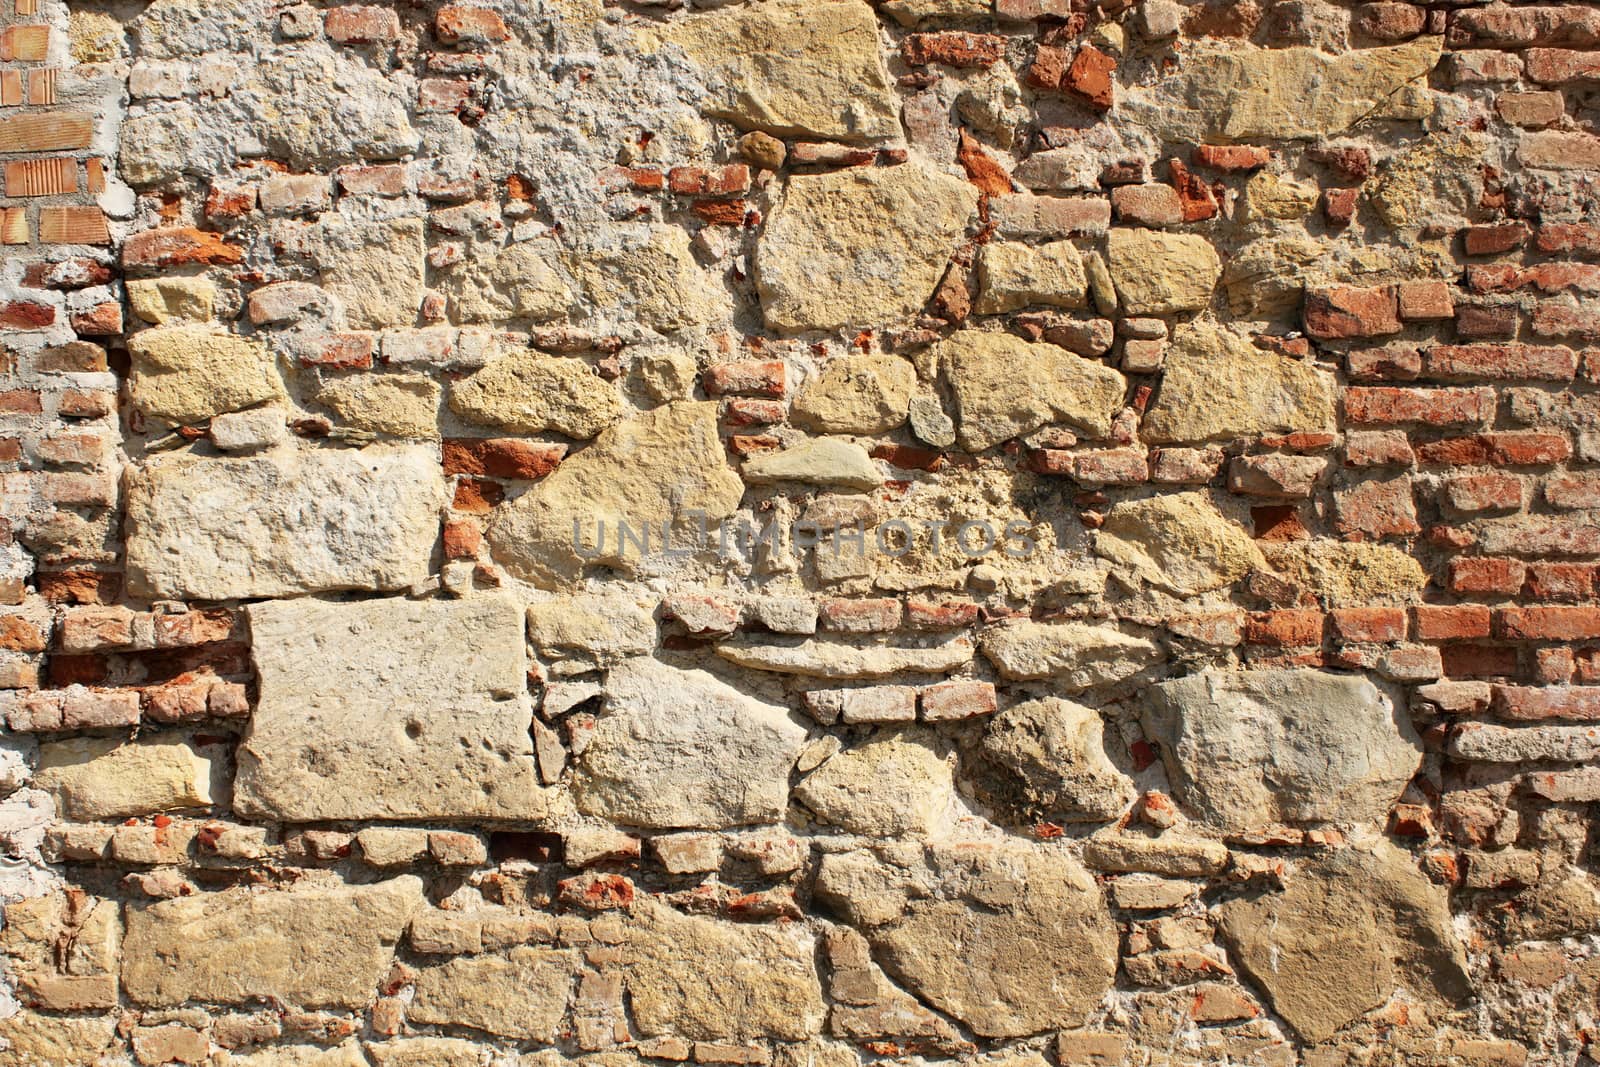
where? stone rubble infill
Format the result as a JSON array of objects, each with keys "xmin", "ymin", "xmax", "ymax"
[{"xmin": 1, "ymin": 0, "xmax": 1598, "ymax": 1063}]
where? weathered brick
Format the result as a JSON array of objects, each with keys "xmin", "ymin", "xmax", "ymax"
[
  {"xmin": 1344, "ymin": 386, "xmax": 1493, "ymax": 427},
  {"xmin": 1304, "ymin": 286, "xmax": 1401, "ymax": 340}
]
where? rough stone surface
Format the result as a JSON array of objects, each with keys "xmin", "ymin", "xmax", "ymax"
[
  {"xmin": 794, "ymin": 728, "xmax": 954, "ymax": 836},
  {"xmin": 449, "ymin": 351, "xmax": 622, "ymax": 438},
  {"xmin": 742, "ymin": 438, "xmax": 883, "ymax": 491},
  {"xmin": 757, "ymin": 162, "xmax": 977, "ymax": 332},
  {"xmin": 980, "ymin": 621, "xmax": 1162, "ymax": 688},
  {"xmin": 1215, "ymin": 842, "xmax": 1472, "ymax": 1042},
  {"xmin": 644, "ymin": 0, "xmax": 899, "ymax": 144},
  {"xmin": 979, "ymin": 698, "xmax": 1135, "ymax": 822},
  {"xmin": 1105, "ymin": 230, "xmax": 1222, "ymax": 315},
  {"xmin": 125, "ymin": 445, "xmax": 446, "ymax": 600},
  {"xmin": 1095, "ymin": 492, "xmax": 1264, "ymax": 595},
  {"xmin": 409, "ymin": 948, "xmax": 575, "ymax": 1039},
  {"xmin": 942, "ymin": 330, "xmax": 1127, "ymax": 450},
  {"xmin": 35, "ymin": 734, "xmax": 215, "ymax": 820},
  {"xmin": 791, "ymin": 354, "xmax": 918, "ymax": 435},
  {"xmin": 128, "ymin": 326, "xmax": 284, "ymax": 425},
  {"xmin": 488, "ymin": 402, "xmax": 743, "ymax": 586},
  {"xmin": 237, "ymin": 596, "xmax": 548, "ymax": 822},
  {"xmin": 571, "ymin": 657, "xmax": 806, "ymax": 829},
  {"xmin": 1142, "ymin": 670, "xmax": 1423, "ymax": 831},
  {"xmin": 974, "ymin": 241, "xmax": 1088, "ymax": 314},
  {"xmin": 625, "ymin": 900, "xmax": 826, "ymax": 1040},
  {"xmin": 122, "ymin": 877, "xmax": 424, "ymax": 1008},
  {"xmin": 1142, "ymin": 321, "xmax": 1338, "ymax": 444}
]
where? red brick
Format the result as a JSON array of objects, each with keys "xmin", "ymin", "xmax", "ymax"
[
  {"xmin": 1345, "ymin": 430, "xmax": 1415, "ymax": 468},
  {"xmin": 1451, "ymin": 6, "xmax": 1600, "ymax": 49},
  {"xmin": 204, "ymin": 182, "xmax": 257, "ymax": 221},
  {"xmin": 871, "ymin": 444, "xmax": 944, "ymax": 472},
  {"xmin": 1463, "ymin": 222, "xmax": 1530, "ymax": 256},
  {"xmin": 1331, "ymin": 607, "xmax": 1407, "ymax": 643},
  {"xmin": 1415, "ymin": 605, "xmax": 1493, "ymax": 642},
  {"xmin": 1545, "ymin": 472, "xmax": 1600, "ymax": 510},
  {"xmin": 298, "ymin": 333, "xmax": 375, "ymax": 370},
  {"xmin": 325, "ymin": 6, "xmax": 400, "ymax": 43},
  {"xmin": 1441, "ymin": 644, "xmax": 1520, "ymax": 679},
  {"xmin": 1307, "ymin": 145, "xmax": 1372, "ymax": 183},
  {"xmin": 442, "ymin": 519, "xmax": 481, "ymax": 560},
  {"xmin": 1424, "ymin": 343, "xmax": 1579, "ymax": 381},
  {"xmin": 442, "ymin": 438, "xmax": 567, "ymax": 480},
  {"xmin": 1347, "ymin": 346, "xmax": 1422, "ymax": 380},
  {"xmin": 1496, "ymin": 89, "xmax": 1566, "ymax": 128},
  {"xmin": 1335, "ymin": 478, "xmax": 1419, "ymax": 539},
  {"xmin": 38, "ymin": 570, "xmax": 119, "ymax": 605},
  {"xmin": 1322, "ymin": 187, "xmax": 1359, "ymax": 227},
  {"xmin": 70, "ymin": 302, "xmax": 122, "ymax": 336},
  {"xmin": 1492, "ymin": 684, "xmax": 1600, "ymax": 721},
  {"xmin": 818, "ymin": 598, "xmax": 903, "ymax": 634},
  {"xmin": 901, "ymin": 31, "xmax": 1006, "ymax": 68},
  {"xmin": 57, "ymin": 390, "xmax": 112, "ymax": 419},
  {"xmin": 720, "ymin": 398, "xmax": 784, "ymax": 427},
  {"xmin": 0, "ymin": 389, "xmax": 42, "ymax": 414},
  {"xmin": 436, "ymin": 5, "xmax": 510, "ymax": 44},
  {"xmin": 1531, "ymin": 302, "xmax": 1600, "ymax": 342},
  {"xmin": 667, "ymin": 165, "xmax": 750, "ymax": 198},
  {"xmin": 1166, "ymin": 158, "xmax": 1218, "ymax": 222},
  {"xmin": 21, "ymin": 258, "xmax": 113, "ymax": 291},
  {"xmin": 418, "ymin": 78, "xmax": 472, "ymax": 111},
  {"xmin": 1416, "ymin": 433, "xmax": 1571, "ymax": 467},
  {"xmin": 1343, "ymin": 386, "xmax": 1493, "ymax": 427},
  {"xmin": 1449, "ymin": 557, "xmax": 1526, "ymax": 595},
  {"xmin": 1397, "ymin": 280, "xmax": 1454, "ymax": 320},
  {"xmin": 1244, "ymin": 610, "xmax": 1325, "ymax": 648},
  {"xmin": 1499, "ymin": 606, "xmax": 1600, "ymax": 641},
  {"xmin": 905, "ymin": 598, "xmax": 980, "ymax": 629},
  {"xmin": 1192, "ymin": 145, "xmax": 1270, "ymax": 172},
  {"xmin": 1443, "ymin": 472, "xmax": 1524, "ymax": 513},
  {"xmin": 1063, "ymin": 44, "xmax": 1116, "ymax": 110},
  {"xmin": 1525, "ymin": 47, "xmax": 1600, "ymax": 83},
  {"xmin": 0, "ymin": 302, "xmax": 54, "ymax": 330},
  {"xmin": 1537, "ymin": 222, "xmax": 1600, "ymax": 256},
  {"xmin": 919, "ymin": 680, "xmax": 998, "ymax": 721},
  {"xmin": 0, "ymin": 615, "xmax": 44, "ymax": 653},
  {"xmin": 1526, "ymin": 561, "xmax": 1598, "ymax": 601},
  {"xmin": 703, "ymin": 360, "xmax": 784, "ymax": 398},
  {"xmin": 123, "ymin": 227, "xmax": 243, "ymax": 271},
  {"xmin": 1304, "ymin": 285, "xmax": 1401, "ymax": 340},
  {"xmin": 452, "ymin": 478, "xmax": 502, "ymax": 513},
  {"xmin": 336, "ymin": 164, "xmax": 408, "ymax": 197},
  {"xmin": 1455, "ymin": 304, "xmax": 1518, "ymax": 340}
]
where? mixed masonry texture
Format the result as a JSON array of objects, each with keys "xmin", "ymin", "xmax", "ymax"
[{"xmin": 0, "ymin": 0, "xmax": 1599, "ymax": 1063}]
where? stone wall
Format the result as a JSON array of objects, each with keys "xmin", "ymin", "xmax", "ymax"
[{"xmin": 0, "ymin": 0, "xmax": 1597, "ymax": 1063}]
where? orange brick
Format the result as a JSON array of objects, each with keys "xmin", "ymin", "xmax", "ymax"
[
  {"xmin": 5, "ymin": 157, "xmax": 75, "ymax": 197},
  {"xmin": 26, "ymin": 68, "xmax": 55, "ymax": 105},
  {"xmin": 0, "ymin": 25, "xmax": 50, "ymax": 61},
  {"xmin": 0, "ymin": 208, "xmax": 26, "ymax": 245},
  {"xmin": 0, "ymin": 70, "xmax": 20, "ymax": 107},
  {"xmin": 38, "ymin": 206, "xmax": 109, "ymax": 246},
  {"xmin": 16, "ymin": 0, "xmax": 39, "ymax": 14},
  {"xmin": 85, "ymin": 158, "xmax": 104, "ymax": 194},
  {"xmin": 0, "ymin": 113, "xmax": 94, "ymax": 153}
]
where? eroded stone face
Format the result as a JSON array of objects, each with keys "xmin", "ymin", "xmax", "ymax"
[
  {"xmin": 570, "ymin": 657, "xmax": 805, "ymax": 829},
  {"xmin": 855, "ymin": 844, "xmax": 1118, "ymax": 1039},
  {"xmin": 1105, "ymin": 230, "xmax": 1222, "ymax": 315},
  {"xmin": 125, "ymin": 445, "xmax": 446, "ymax": 600},
  {"xmin": 122, "ymin": 877, "xmax": 425, "ymax": 1009},
  {"xmin": 1216, "ymin": 842, "xmax": 1472, "ymax": 1042},
  {"xmin": 1141, "ymin": 321, "xmax": 1337, "ymax": 444},
  {"xmin": 487, "ymin": 401, "xmax": 744, "ymax": 587},
  {"xmin": 791, "ymin": 354, "xmax": 917, "ymax": 435},
  {"xmin": 642, "ymin": 0, "xmax": 899, "ymax": 143},
  {"xmin": 794, "ymin": 728, "xmax": 954, "ymax": 836},
  {"xmin": 409, "ymin": 949, "xmax": 575, "ymax": 1040},
  {"xmin": 624, "ymin": 900, "xmax": 826, "ymax": 1040},
  {"xmin": 757, "ymin": 162, "xmax": 977, "ymax": 333},
  {"xmin": 236, "ymin": 596, "xmax": 549, "ymax": 822},
  {"xmin": 942, "ymin": 330, "xmax": 1127, "ymax": 450},
  {"xmin": 127, "ymin": 326, "xmax": 284, "ymax": 426},
  {"xmin": 1095, "ymin": 492, "xmax": 1264, "ymax": 596},
  {"xmin": 979, "ymin": 621, "xmax": 1162, "ymax": 688},
  {"xmin": 1141, "ymin": 670, "xmax": 1423, "ymax": 830},
  {"xmin": 979, "ymin": 698, "xmax": 1134, "ymax": 823},
  {"xmin": 448, "ymin": 351, "xmax": 623, "ymax": 439},
  {"xmin": 35, "ymin": 734, "xmax": 214, "ymax": 821}
]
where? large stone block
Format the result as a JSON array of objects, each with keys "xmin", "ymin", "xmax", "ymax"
[
  {"xmin": 941, "ymin": 330, "xmax": 1127, "ymax": 450},
  {"xmin": 757, "ymin": 161, "xmax": 977, "ymax": 333},
  {"xmin": 449, "ymin": 350, "xmax": 622, "ymax": 439},
  {"xmin": 571, "ymin": 657, "xmax": 806, "ymax": 829},
  {"xmin": 1140, "ymin": 669, "xmax": 1422, "ymax": 830},
  {"xmin": 235, "ymin": 596, "xmax": 549, "ymax": 822},
  {"xmin": 487, "ymin": 402, "xmax": 744, "ymax": 587},
  {"xmin": 979, "ymin": 621, "xmax": 1162, "ymax": 688},
  {"xmin": 640, "ymin": 0, "xmax": 899, "ymax": 143},
  {"xmin": 122, "ymin": 877, "xmax": 425, "ymax": 1009},
  {"xmin": 1105, "ymin": 230, "xmax": 1221, "ymax": 315},
  {"xmin": 1216, "ymin": 842, "xmax": 1471, "ymax": 1042},
  {"xmin": 409, "ymin": 948, "xmax": 575, "ymax": 1039},
  {"xmin": 794, "ymin": 728, "xmax": 954, "ymax": 836},
  {"xmin": 1141, "ymin": 321, "xmax": 1336, "ymax": 444},
  {"xmin": 127, "ymin": 325, "xmax": 284, "ymax": 426},
  {"xmin": 125, "ymin": 444, "xmax": 446, "ymax": 600},
  {"xmin": 313, "ymin": 216, "xmax": 427, "ymax": 330},
  {"xmin": 250, "ymin": 46, "xmax": 419, "ymax": 167},
  {"xmin": 624, "ymin": 901, "xmax": 826, "ymax": 1040},
  {"xmin": 35, "ymin": 734, "xmax": 215, "ymax": 820}
]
